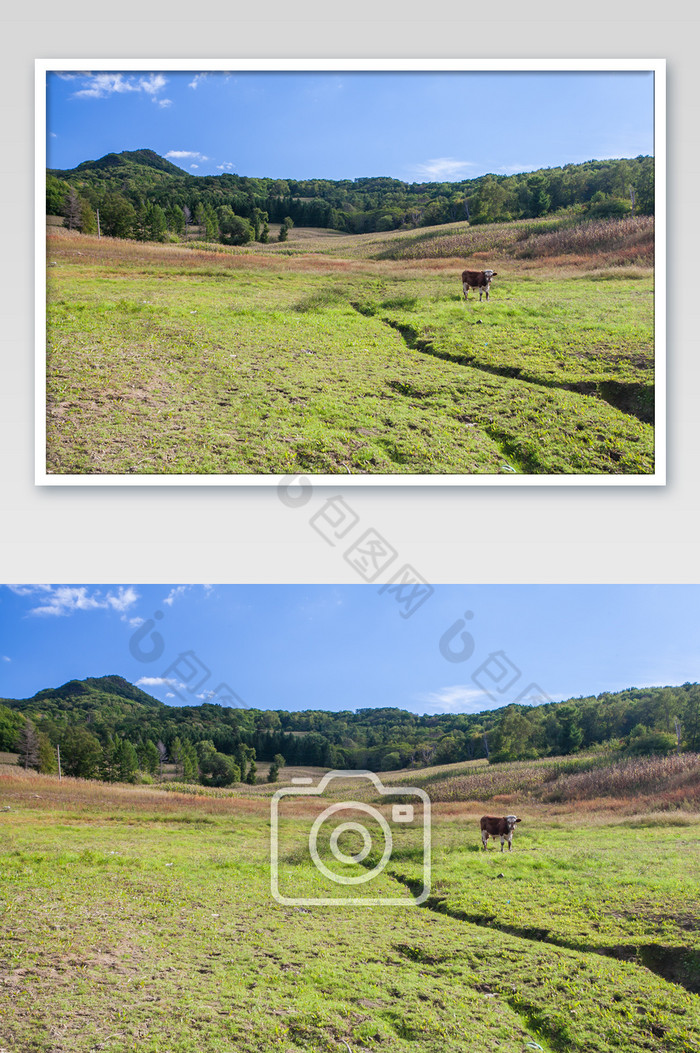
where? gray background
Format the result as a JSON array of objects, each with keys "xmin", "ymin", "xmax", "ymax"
[{"xmin": 3, "ymin": 3, "xmax": 696, "ymax": 585}]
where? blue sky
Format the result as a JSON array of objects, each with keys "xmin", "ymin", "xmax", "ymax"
[
  {"xmin": 0, "ymin": 585, "xmax": 695, "ymax": 714},
  {"xmin": 46, "ymin": 69, "xmax": 655, "ymax": 181}
]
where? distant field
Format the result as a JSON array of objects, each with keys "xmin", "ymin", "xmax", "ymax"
[
  {"xmin": 1, "ymin": 761, "xmax": 698, "ymax": 1053},
  {"xmin": 44, "ymin": 216, "xmax": 656, "ymax": 477}
]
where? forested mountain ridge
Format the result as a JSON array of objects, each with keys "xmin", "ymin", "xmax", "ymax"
[
  {"xmin": 47, "ymin": 149, "xmax": 655, "ymax": 243},
  {"xmin": 1, "ymin": 675, "xmax": 697, "ymax": 784}
]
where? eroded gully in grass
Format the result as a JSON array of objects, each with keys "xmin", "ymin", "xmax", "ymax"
[
  {"xmin": 374, "ymin": 314, "xmax": 654, "ymax": 426},
  {"xmin": 385, "ymin": 867, "xmax": 700, "ymax": 997}
]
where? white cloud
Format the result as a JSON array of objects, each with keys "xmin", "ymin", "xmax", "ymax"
[
  {"xmin": 73, "ymin": 74, "xmax": 136, "ymax": 99},
  {"xmin": 163, "ymin": 585, "xmax": 189, "ymax": 607},
  {"xmin": 190, "ymin": 164, "xmax": 199, "ymax": 169},
  {"xmin": 166, "ymin": 150, "xmax": 210, "ymax": 161},
  {"xmin": 162, "ymin": 584, "xmax": 213, "ymax": 606},
  {"xmin": 17, "ymin": 585, "xmax": 139, "ymax": 618},
  {"xmin": 156, "ymin": 98, "xmax": 173, "ymax": 109},
  {"xmin": 108, "ymin": 586, "xmax": 139, "ymax": 612},
  {"xmin": 7, "ymin": 585, "xmax": 53, "ymax": 597},
  {"xmin": 136, "ymin": 676, "xmax": 181, "ymax": 688},
  {"xmin": 139, "ymin": 73, "xmax": 167, "ymax": 97},
  {"xmin": 2, "ymin": 655, "xmax": 10, "ymax": 662},
  {"xmin": 72, "ymin": 72, "xmax": 168, "ymax": 101},
  {"xmin": 50, "ymin": 132, "xmax": 57, "ymax": 138},
  {"xmin": 137, "ymin": 677, "xmax": 188, "ymax": 698},
  {"xmin": 188, "ymin": 73, "xmax": 208, "ymax": 90},
  {"xmin": 413, "ymin": 157, "xmax": 476, "ymax": 180},
  {"xmin": 416, "ymin": 684, "xmax": 493, "ymax": 714},
  {"xmin": 216, "ymin": 162, "xmax": 235, "ymax": 171}
]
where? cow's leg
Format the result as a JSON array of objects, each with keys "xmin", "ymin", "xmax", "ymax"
[
  {"xmin": 507, "ymin": 834, "xmax": 513, "ymax": 851},
  {"xmin": 479, "ymin": 289, "xmax": 483, "ymax": 302},
  {"xmin": 463, "ymin": 283, "xmax": 469, "ymax": 300},
  {"xmin": 484, "ymin": 286, "xmax": 490, "ymax": 300},
  {"xmin": 481, "ymin": 831, "xmax": 488, "ymax": 850},
  {"xmin": 500, "ymin": 835, "xmax": 505, "ymax": 852}
]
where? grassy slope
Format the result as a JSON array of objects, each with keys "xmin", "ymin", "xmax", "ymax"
[
  {"xmin": 1, "ymin": 768, "xmax": 699, "ymax": 1053},
  {"xmin": 45, "ymin": 225, "xmax": 655, "ymax": 476}
]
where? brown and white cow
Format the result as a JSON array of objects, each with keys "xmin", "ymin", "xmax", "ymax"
[
  {"xmin": 480, "ymin": 814, "xmax": 521, "ymax": 852},
  {"xmin": 462, "ymin": 269, "xmax": 498, "ymax": 301}
]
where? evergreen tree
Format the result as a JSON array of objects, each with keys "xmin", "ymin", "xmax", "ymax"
[
  {"xmin": 100, "ymin": 192, "xmax": 136, "ymax": 238},
  {"xmin": 182, "ymin": 741, "xmax": 199, "ymax": 783},
  {"xmin": 138, "ymin": 739, "xmax": 160, "ymax": 776},
  {"xmin": 134, "ymin": 203, "xmax": 149, "ymax": 241},
  {"xmin": 166, "ymin": 204, "xmax": 186, "ymax": 236},
  {"xmin": 99, "ymin": 736, "xmax": 119, "ymax": 782},
  {"xmin": 61, "ymin": 726, "xmax": 103, "ymax": 778},
  {"xmin": 116, "ymin": 739, "xmax": 139, "ymax": 783},
  {"xmin": 149, "ymin": 204, "xmax": 168, "ymax": 242}
]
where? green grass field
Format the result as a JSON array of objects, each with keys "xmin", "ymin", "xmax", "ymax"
[
  {"xmin": 45, "ymin": 223, "xmax": 656, "ymax": 477},
  {"xmin": 2, "ymin": 765, "xmax": 698, "ymax": 1053}
]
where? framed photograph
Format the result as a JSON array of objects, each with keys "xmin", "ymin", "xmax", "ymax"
[
  {"xmin": 36, "ymin": 59, "xmax": 665, "ymax": 485},
  {"xmin": 2, "ymin": 582, "xmax": 699, "ymax": 1051}
]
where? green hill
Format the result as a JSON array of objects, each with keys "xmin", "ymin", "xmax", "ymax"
[
  {"xmin": 72, "ymin": 148, "xmax": 186, "ymax": 177},
  {"xmin": 47, "ymin": 148, "xmax": 654, "ymax": 241},
  {"xmin": 30, "ymin": 673, "xmax": 163, "ymax": 707}
]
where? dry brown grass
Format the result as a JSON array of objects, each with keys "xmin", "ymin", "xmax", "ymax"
[
  {"xmin": 46, "ymin": 212, "xmax": 655, "ymax": 278},
  {"xmin": 0, "ymin": 770, "xmax": 268, "ymax": 818},
  {"xmin": 544, "ymin": 752, "xmax": 700, "ymax": 804},
  {"xmin": 515, "ymin": 215, "xmax": 653, "ymax": 263},
  {"xmin": 426, "ymin": 752, "xmax": 700, "ymax": 815},
  {"xmin": 3, "ymin": 754, "xmax": 697, "ymax": 826}
]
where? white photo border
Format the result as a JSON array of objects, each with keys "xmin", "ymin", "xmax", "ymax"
[{"xmin": 35, "ymin": 57, "xmax": 666, "ymax": 487}]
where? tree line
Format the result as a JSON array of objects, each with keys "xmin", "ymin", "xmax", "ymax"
[
  {"xmin": 47, "ymin": 149, "xmax": 655, "ymax": 245},
  {"xmin": 1, "ymin": 676, "xmax": 697, "ymax": 784},
  {"xmin": 7, "ymin": 717, "xmax": 280, "ymax": 788}
]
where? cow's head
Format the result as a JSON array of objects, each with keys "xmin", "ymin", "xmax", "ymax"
[
  {"xmin": 505, "ymin": 815, "xmax": 521, "ymax": 829},
  {"xmin": 484, "ymin": 270, "xmax": 497, "ymax": 279}
]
